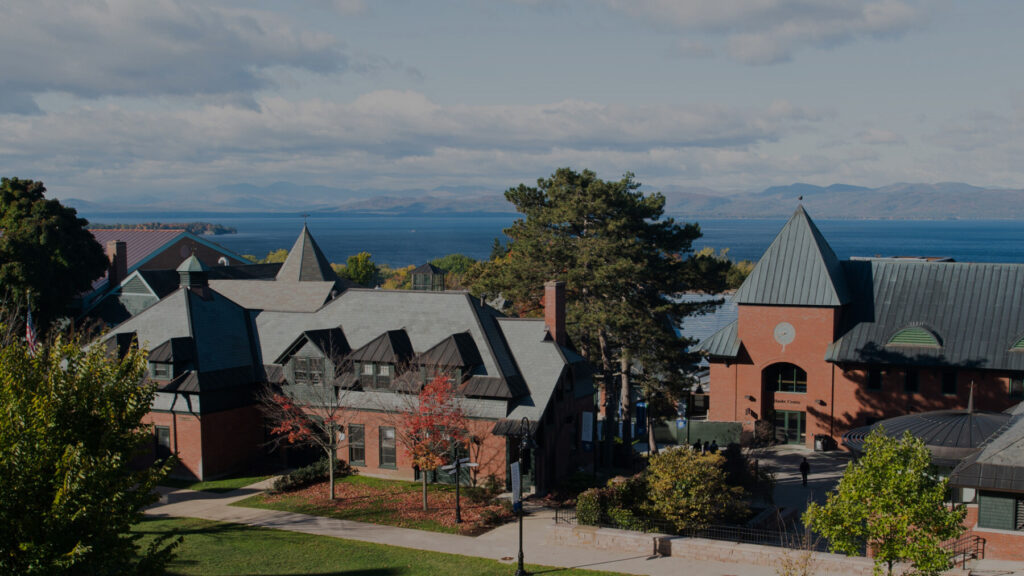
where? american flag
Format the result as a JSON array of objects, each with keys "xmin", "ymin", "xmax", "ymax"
[{"xmin": 25, "ymin": 308, "xmax": 38, "ymax": 356}]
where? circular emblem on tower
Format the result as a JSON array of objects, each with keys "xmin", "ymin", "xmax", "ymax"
[{"xmin": 774, "ymin": 322, "xmax": 795, "ymax": 350}]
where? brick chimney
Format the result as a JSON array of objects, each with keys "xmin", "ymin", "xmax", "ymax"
[
  {"xmin": 106, "ymin": 240, "xmax": 127, "ymax": 287},
  {"xmin": 544, "ymin": 280, "xmax": 566, "ymax": 346}
]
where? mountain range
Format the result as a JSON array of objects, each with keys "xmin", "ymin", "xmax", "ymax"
[{"xmin": 65, "ymin": 181, "xmax": 1024, "ymax": 220}]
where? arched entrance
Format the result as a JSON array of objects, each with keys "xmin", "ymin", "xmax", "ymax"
[{"xmin": 763, "ymin": 363, "xmax": 807, "ymax": 444}]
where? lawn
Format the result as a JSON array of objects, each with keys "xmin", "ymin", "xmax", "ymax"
[
  {"xmin": 233, "ymin": 475, "xmax": 513, "ymax": 534},
  {"xmin": 159, "ymin": 474, "xmax": 273, "ymax": 493},
  {"xmin": 134, "ymin": 516, "xmax": 630, "ymax": 576}
]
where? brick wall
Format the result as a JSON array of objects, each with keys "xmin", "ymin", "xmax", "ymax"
[
  {"xmin": 144, "ymin": 411, "xmax": 203, "ymax": 479},
  {"xmin": 199, "ymin": 405, "xmax": 265, "ymax": 479},
  {"xmin": 964, "ymin": 503, "xmax": 1024, "ymax": 561}
]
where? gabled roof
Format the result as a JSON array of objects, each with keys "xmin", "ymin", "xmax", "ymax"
[
  {"xmin": 826, "ymin": 261, "xmax": 1024, "ymax": 370},
  {"xmin": 276, "ymin": 225, "xmax": 336, "ymax": 282},
  {"xmin": 347, "ymin": 329, "xmax": 415, "ymax": 364},
  {"xmin": 417, "ymin": 332, "xmax": 483, "ymax": 368},
  {"xmin": 274, "ymin": 327, "xmax": 350, "ymax": 365},
  {"xmin": 208, "ymin": 279, "xmax": 340, "ymax": 313},
  {"xmin": 733, "ymin": 206, "xmax": 849, "ymax": 307}
]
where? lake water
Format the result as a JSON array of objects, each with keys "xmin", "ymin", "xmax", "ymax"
[{"xmin": 80, "ymin": 212, "xmax": 1024, "ymax": 267}]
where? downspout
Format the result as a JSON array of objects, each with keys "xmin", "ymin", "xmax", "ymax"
[{"xmin": 830, "ymin": 364, "xmax": 836, "ymax": 437}]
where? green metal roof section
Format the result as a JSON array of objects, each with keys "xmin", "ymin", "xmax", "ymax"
[
  {"xmin": 1011, "ymin": 337, "xmax": 1024, "ymax": 351},
  {"xmin": 697, "ymin": 320, "xmax": 741, "ymax": 359},
  {"xmin": 887, "ymin": 326, "xmax": 942, "ymax": 347},
  {"xmin": 733, "ymin": 206, "xmax": 850, "ymax": 307},
  {"xmin": 276, "ymin": 225, "xmax": 337, "ymax": 283},
  {"xmin": 826, "ymin": 260, "xmax": 1024, "ymax": 370}
]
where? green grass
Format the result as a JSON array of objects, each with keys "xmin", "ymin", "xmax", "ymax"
[
  {"xmin": 134, "ymin": 516, "xmax": 630, "ymax": 576},
  {"xmin": 159, "ymin": 474, "xmax": 272, "ymax": 493}
]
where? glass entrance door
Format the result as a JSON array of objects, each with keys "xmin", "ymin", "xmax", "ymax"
[{"xmin": 774, "ymin": 410, "xmax": 805, "ymax": 444}]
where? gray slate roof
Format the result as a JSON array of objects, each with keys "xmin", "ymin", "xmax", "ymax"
[
  {"xmin": 208, "ymin": 279, "xmax": 339, "ymax": 313},
  {"xmin": 497, "ymin": 317, "xmax": 568, "ymax": 423},
  {"xmin": 733, "ymin": 206, "xmax": 850, "ymax": 307},
  {"xmin": 348, "ymin": 329, "xmax": 415, "ymax": 363},
  {"xmin": 826, "ymin": 260, "xmax": 1024, "ymax": 370},
  {"xmin": 417, "ymin": 332, "xmax": 483, "ymax": 368},
  {"xmin": 276, "ymin": 225, "xmax": 336, "ymax": 282},
  {"xmin": 950, "ymin": 408, "xmax": 1024, "ymax": 493}
]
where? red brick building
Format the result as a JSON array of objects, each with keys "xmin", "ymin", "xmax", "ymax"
[
  {"xmin": 700, "ymin": 207, "xmax": 1024, "ymax": 448},
  {"xmin": 103, "ymin": 226, "xmax": 594, "ymax": 494}
]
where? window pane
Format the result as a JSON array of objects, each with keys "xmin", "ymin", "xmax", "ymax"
[
  {"xmin": 1011, "ymin": 378, "xmax": 1024, "ymax": 400},
  {"xmin": 905, "ymin": 369, "xmax": 918, "ymax": 393},
  {"xmin": 867, "ymin": 369, "xmax": 882, "ymax": 391},
  {"xmin": 349, "ymin": 424, "xmax": 365, "ymax": 465},
  {"xmin": 363, "ymin": 363, "xmax": 375, "ymax": 375},
  {"xmin": 379, "ymin": 364, "xmax": 391, "ymax": 376},
  {"xmin": 943, "ymin": 371, "xmax": 957, "ymax": 395},
  {"xmin": 380, "ymin": 426, "xmax": 396, "ymax": 468}
]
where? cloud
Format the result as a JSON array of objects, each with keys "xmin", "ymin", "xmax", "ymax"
[
  {"xmin": 0, "ymin": 92, "xmax": 826, "ymax": 198},
  {"xmin": 0, "ymin": 0, "xmax": 408, "ymax": 113},
  {"xmin": 602, "ymin": 0, "xmax": 922, "ymax": 64},
  {"xmin": 858, "ymin": 128, "xmax": 907, "ymax": 146}
]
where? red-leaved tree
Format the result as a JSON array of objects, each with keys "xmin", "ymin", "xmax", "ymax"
[
  {"xmin": 396, "ymin": 375, "xmax": 468, "ymax": 511},
  {"xmin": 261, "ymin": 387, "xmax": 348, "ymax": 500}
]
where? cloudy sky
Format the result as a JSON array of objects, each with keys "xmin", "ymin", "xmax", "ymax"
[{"xmin": 2, "ymin": 0, "xmax": 1023, "ymax": 204}]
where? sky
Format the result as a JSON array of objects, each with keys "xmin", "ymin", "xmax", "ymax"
[{"xmin": 2, "ymin": 0, "xmax": 1024, "ymax": 204}]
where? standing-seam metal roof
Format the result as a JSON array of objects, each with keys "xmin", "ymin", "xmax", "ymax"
[
  {"xmin": 827, "ymin": 261, "xmax": 1024, "ymax": 370},
  {"xmin": 733, "ymin": 206, "xmax": 849, "ymax": 307}
]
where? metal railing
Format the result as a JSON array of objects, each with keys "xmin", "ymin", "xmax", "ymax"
[{"xmin": 941, "ymin": 534, "xmax": 986, "ymax": 568}]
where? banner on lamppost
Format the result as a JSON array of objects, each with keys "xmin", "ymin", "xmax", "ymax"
[
  {"xmin": 581, "ymin": 411, "xmax": 593, "ymax": 442},
  {"xmin": 510, "ymin": 462, "xmax": 521, "ymax": 504}
]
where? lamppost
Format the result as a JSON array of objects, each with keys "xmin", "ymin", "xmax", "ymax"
[{"xmin": 515, "ymin": 416, "xmax": 533, "ymax": 576}]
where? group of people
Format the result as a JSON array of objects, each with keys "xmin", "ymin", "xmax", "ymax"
[{"xmin": 691, "ymin": 438, "xmax": 719, "ymax": 454}]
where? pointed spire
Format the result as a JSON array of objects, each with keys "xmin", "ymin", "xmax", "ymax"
[
  {"xmin": 733, "ymin": 206, "xmax": 849, "ymax": 307},
  {"xmin": 967, "ymin": 381, "xmax": 975, "ymax": 413},
  {"xmin": 276, "ymin": 224, "xmax": 336, "ymax": 282},
  {"xmin": 177, "ymin": 254, "xmax": 208, "ymax": 288}
]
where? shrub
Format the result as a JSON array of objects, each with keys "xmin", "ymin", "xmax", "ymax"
[
  {"xmin": 272, "ymin": 458, "xmax": 351, "ymax": 493},
  {"xmin": 646, "ymin": 448, "xmax": 747, "ymax": 532},
  {"xmin": 576, "ymin": 488, "xmax": 605, "ymax": 526},
  {"xmin": 462, "ymin": 485, "xmax": 492, "ymax": 504},
  {"xmin": 483, "ymin": 474, "xmax": 504, "ymax": 496},
  {"xmin": 607, "ymin": 506, "xmax": 650, "ymax": 532}
]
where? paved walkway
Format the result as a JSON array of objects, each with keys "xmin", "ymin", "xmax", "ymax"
[
  {"xmin": 145, "ymin": 448, "xmax": 1023, "ymax": 576},
  {"xmin": 146, "ymin": 479, "xmax": 776, "ymax": 576}
]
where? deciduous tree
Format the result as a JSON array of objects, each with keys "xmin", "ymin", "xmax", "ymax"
[
  {"xmin": 805, "ymin": 429, "xmax": 965, "ymax": 576},
  {"xmin": 394, "ymin": 375, "xmax": 468, "ymax": 511},
  {"xmin": 0, "ymin": 328, "xmax": 178, "ymax": 575},
  {"xmin": 343, "ymin": 251, "xmax": 378, "ymax": 286},
  {"xmin": 0, "ymin": 177, "xmax": 108, "ymax": 327}
]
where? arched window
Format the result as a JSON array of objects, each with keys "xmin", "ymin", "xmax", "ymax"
[{"xmin": 765, "ymin": 363, "xmax": 807, "ymax": 394}]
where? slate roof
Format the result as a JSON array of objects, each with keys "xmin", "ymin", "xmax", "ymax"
[
  {"xmin": 276, "ymin": 225, "xmax": 336, "ymax": 282},
  {"xmin": 348, "ymin": 329, "xmax": 415, "ymax": 363},
  {"xmin": 412, "ymin": 263, "xmax": 443, "ymax": 275},
  {"xmin": 950, "ymin": 408, "xmax": 1024, "ymax": 493},
  {"xmin": 826, "ymin": 261, "xmax": 1024, "ymax": 370},
  {"xmin": 208, "ymin": 279, "xmax": 340, "ymax": 313},
  {"xmin": 842, "ymin": 408, "xmax": 1011, "ymax": 468},
  {"xmin": 733, "ymin": 206, "xmax": 850, "ymax": 307},
  {"xmin": 417, "ymin": 332, "xmax": 483, "ymax": 368},
  {"xmin": 497, "ymin": 317, "xmax": 572, "ymax": 424}
]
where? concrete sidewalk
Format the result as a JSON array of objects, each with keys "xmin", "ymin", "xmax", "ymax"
[{"xmin": 146, "ymin": 480, "xmax": 777, "ymax": 576}]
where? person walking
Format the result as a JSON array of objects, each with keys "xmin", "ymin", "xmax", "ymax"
[{"xmin": 799, "ymin": 457, "xmax": 810, "ymax": 487}]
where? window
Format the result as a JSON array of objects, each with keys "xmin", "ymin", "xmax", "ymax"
[
  {"xmin": 766, "ymin": 363, "xmax": 807, "ymax": 393},
  {"xmin": 293, "ymin": 357, "xmax": 325, "ymax": 385},
  {"xmin": 904, "ymin": 369, "xmax": 919, "ymax": 393},
  {"xmin": 362, "ymin": 363, "xmax": 375, "ymax": 376},
  {"xmin": 379, "ymin": 426, "xmax": 396, "ymax": 468},
  {"xmin": 155, "ymin": 426, "xmax": 171, "ymax": 460},
  {"xmin": 867, "ymin": 369, "xmax": 882, "ymax": 391},
  {"xmin": 942, "ymin": 371, "xmax": 957, "ymax": 396},
  {"xmin": 1011, "ymin": 377, "xmax": 1024, "ymax": 400},
  {"xmin": 378, "ymin": 364, "xmax": 391, "ymax": 377},
  {"xmin": 978, "ymin": 491, "xmax": 1024, "ymax": 531},
  {"xmin": 348, "ymin": 424, "xmax": 365, "ymax": 466},
  {"xmin": 150, "ymin": 363, "xmax": 171, "ymax": 380}
]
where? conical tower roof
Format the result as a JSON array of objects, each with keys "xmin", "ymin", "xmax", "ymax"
[
  {"xmin": 276, "ymin": 225, "xmax": 336, "ymax": 282},
  {"xmin": 733, "ymin": 205, "xmax": 849, "ymax": 306}
]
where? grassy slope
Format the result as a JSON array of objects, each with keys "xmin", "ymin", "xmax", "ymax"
[
  {"xmin": 159, "ymin": 475, "xmax": 272, "ymax": 493},
  {"xmin": 134, "ymin": 517, "xmax": 629, "ymax": 576}
]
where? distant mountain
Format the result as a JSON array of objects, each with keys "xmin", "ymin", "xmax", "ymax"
[
  {"xmin": 63, "ymin": 180, "xmax": 1024, "ymax": 219},
  {"xmin": 666, "ymin": 182, "xmax": 1024, "ymax": 219}
]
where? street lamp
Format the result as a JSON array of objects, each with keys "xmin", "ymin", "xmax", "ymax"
[{"xmin": 515, "ymin": 416, "xmax": 534, "ymax": 576}]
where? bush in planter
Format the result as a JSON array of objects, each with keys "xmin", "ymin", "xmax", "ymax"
[
  {"xmin": 576, "ymin": 487, "xmax": 605, "ymax": 526},
  {"xmin": 272, "ymin": 458, "xmax": 351, "ymax": 493},
  {"xmin": 646, "ymin": 448, "xmax": 747, "ymax": 532}
]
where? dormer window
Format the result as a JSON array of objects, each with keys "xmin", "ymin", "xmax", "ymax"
[
  {"xmin": 362, "ymin": 363, "xmax": 375, "ymax": 376},
  {"xmin": 379, "ymin": 364, "xmax": 391, "ymax": 377},
  {"xmin": 150, "ymin": 362, "xmax": 171, "ymax": 380},
  {"xmin": 293, "ymin": 357, "xmax": 326, "ymax": 385}
]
